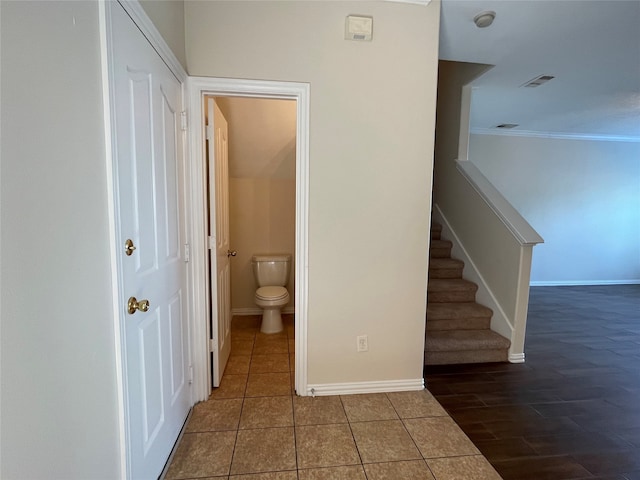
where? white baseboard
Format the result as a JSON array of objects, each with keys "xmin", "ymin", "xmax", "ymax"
[
  {"xmin": 509, "ymin": 353, "xmax": 525, "ymax": 363},
  {"xmin": 232, "ymin": 307, "xmax": 295, "ymax": 316},
  {"xmin": 530, "ymin": 280, "xmax": 640, "ymax": 286},
  {"xmin": 306, "ymin": 378, "xmax": 424, "ymax": 397}
]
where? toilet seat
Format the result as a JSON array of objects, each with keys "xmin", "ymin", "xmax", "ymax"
[{"xmin": 255, "ymin": 286, "xmax": 289, "ymax": 302}]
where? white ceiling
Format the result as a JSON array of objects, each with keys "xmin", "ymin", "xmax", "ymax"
[{"xmin": 439, "ymin": 0, "xmax": 640, "ymax": 140}]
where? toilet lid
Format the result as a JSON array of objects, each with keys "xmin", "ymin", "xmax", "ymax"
[{"xmin": 256, "ymin": 286, "xmax": 289, "ymax": 301}]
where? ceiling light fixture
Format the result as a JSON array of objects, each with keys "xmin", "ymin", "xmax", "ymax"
[{"xmin": 473, "ymin": 10, "xmax": 496, "ymax": 28}]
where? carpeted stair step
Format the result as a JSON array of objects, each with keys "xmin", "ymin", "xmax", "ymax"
[
  {"xmin": 424, "ymin": 329, "xmax": 510, "ymax": 365},
  {"xmin": 427, "ymin": 302, "xmax": 493, "ymax": 331},
  {"xmin": 431, "ymin": 222, "xmax": 442, "ymax": 240},
  {"xmin": 429, "ymin": 257, "xmax": 464, "ymax": 279},
  {"xmin": 428, "ymin": 279, "xmax": 477, "ymax": 303},
  {"xmin": 429, "ymin": 239, "xmax": 452, "ymax": 258}
]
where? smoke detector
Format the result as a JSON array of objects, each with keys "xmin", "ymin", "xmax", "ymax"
[{"xmin": 473, "ymin": 11, "xmax": 496, "ymax": 28}]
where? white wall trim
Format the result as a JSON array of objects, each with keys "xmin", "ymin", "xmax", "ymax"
[
  {"xmin": 188, "ymin": 77, "xmax": 310, "ymax": 401},
  {"xmin": 509, "ymin": 353, "xmax": 525, "ymax": 363},
  {"xmin": 531, "ymin": 279, "xmax": 640, "ymax": 286},
  {"xmin": 116, "ymin": 0, "xmax": 187, "ymax": 83},
  {"xmin": 307, "ymin": 379, "xmax": 424, "ymax": 397},
  {"xmin": 98, "ymin": 2, "xmax": 127, "ymax": 477},
  {"xmin": 471, "ymin": 127, "xmax": 640, "ymax": 143},
  {"xmin": 384, "ymin": 0, "xmax": 432, "ymax": 5}
]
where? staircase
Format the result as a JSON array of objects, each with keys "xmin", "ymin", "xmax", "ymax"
[{"xmin": 425, "ymin": 222, "xmax": 511, "ymax": 365}]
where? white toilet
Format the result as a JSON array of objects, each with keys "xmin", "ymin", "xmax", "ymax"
[{"xmin": 251, "ymin": 254, "xmax": 291, "ymax": 334}]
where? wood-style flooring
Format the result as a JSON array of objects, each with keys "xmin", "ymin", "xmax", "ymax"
[{"xmin": 424, "ymin": 285, "xmax": 640, "ymax": 480}]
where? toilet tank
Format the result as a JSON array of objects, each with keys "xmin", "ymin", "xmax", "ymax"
[{"xmin": 251, "ymin": 254, "xmax": 291, "ymax": 287}]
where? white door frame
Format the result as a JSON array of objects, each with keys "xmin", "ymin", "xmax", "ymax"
[{"xmin": 187, "ymin": 77, "xmax": 310, "ymax": 401}]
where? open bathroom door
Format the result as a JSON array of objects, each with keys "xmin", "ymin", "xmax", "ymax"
[{"xmin": 207, "ymin": 98, "xmax": 232, "ymax": 388}]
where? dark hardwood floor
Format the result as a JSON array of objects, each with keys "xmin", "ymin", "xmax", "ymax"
[{"xmin": 424, "ymin": 285, "xmax": 640, "ymax": 480}]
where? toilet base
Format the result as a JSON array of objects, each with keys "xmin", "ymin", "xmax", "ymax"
[{"xmin": 260, "ymin": 308, "xmax": 284, "ymax": 334}]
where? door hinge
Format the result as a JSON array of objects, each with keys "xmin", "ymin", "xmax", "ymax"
[
  {"xmin": 205, "ymin": 124, "xmax": 213, "ymax": 141},
  {"xmin": 209, "ymin": 338, "xmax": 216, "ymax": 353},
  {"xmin": 180, "ymin": 111, "xmax": 188, "ymax": 131},
  {"xmin": 183, "ymin": 243, "xmax": 190, "ymax": 263},
  {"xmin": 208, "ymin": 235, "xmax": 215, "ymax": 250},
  {"xmin": 188, "ymin": 365, "xmax": 193, "ymax": 385}
]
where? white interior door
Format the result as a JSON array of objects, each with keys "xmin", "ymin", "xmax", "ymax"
[
  {"xmin": 109, "ymin": 4, "xmax": 190, "ymax": 478},
  {"xmin": 207, "ymin": 98, "xmax": 232, "ymax": 387}
]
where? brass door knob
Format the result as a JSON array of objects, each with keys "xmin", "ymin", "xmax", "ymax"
[
  {"xmin": 127, "ymin": 296, "xmax": 150, "ymax": 314},
  {"xmin": 125, "ymin": 239, "xmax": 136, "ymax": 256},
  {"xmin": 227, "ymin": 250, "xmax": 237, "ymax": 257}
]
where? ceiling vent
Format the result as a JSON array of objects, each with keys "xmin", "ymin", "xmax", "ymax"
[
  {"xmin": 495, "ymin": 123, "xmax": 519, "ymax": 129},
  {"xmin": 522, "ymin": 75, "xmax": 555, "ymax": 88}
]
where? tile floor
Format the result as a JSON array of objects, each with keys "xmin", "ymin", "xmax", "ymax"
[{"xmin": 164, "ymin": 314, "xmax": 502, "ymax": 479}]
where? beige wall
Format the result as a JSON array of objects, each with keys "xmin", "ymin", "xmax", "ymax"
[
  {"xmin": 139, "ymin": 0, "xmax": 187, "ymax": 69},
  {"xmin": 1, "ymin": 2, "xmax": 120, "ymax": 477},
  {"xmin": 186, "ymin": 1, "xmax": 441, "ymax": 385},
  {"xmin": 230, "ymin": 178, "xmax": 296, "ymax": 311}
]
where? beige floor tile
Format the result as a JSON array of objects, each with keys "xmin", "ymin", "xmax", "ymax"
[
  {"xmin": 210, "ymin": 374, "xmax": 248, "ymax": 399},
  {"xmin": 426, "ymin": 455, "xmax": 503, "ymax": 480},
  {"xmin": 340, "ymin": 393, "xmax": 398, "ymax": 422},
  {"xmin": 230, "ymin": 427, "xmax": 296, "ymax": 475},
  {"xmin": 298, "ymin": 465, "xmax": 367, "ymax": 480},
  {"xmin": 350, "ymin": 420, "xmax": 421, "ymax": 463},
  {"xmin": 249, "ymin": 354, "xmax": 290, "ymax": 374},
  {"xmin": 186, "ymin": 398, "xmax": 243, "ymax": 432},
  {"xmin": 386, "ymin": 390, "xmax": 447, "ymax": 418},
  {"xmin": 230, "ymin": 471, "xmax": 298, "ymax": 479},
  {"xmin": 246, "ymin": 372, "xmax": 291, "ymax": 397},
  {"xmin": 403, "ymin": 417, "xmax": 480, "ymax": 458},
  {"xmin": 289, "ymin": 353, "xmax": 295, "ymax": 371},
  {"xmin": 293, "ymin": 395, "xmax": 348, "ymax": 426},
  {"xmin": 253, "ymin": 339, "xmax": 289, "ymax": 355},
  {"xmin": 296, "ymin": 424, "xmax": 361, "ymax": 469},
  {"xmin": 164, "ymin": 431, "xmax": 236, "ymax": 479},
  {"xmin": 239, "ymin": 396, "xmax": 294, "ymax": 429},
  {"xmin": 231, "ymin": 339, "xmax": 255, "ymax": 356},
  {"xmin": 225, "ymin": 355, "xmax": 252, "ymax": 375},
  {"xmin": 232, "ymin": 328, "xmax": 258, "ymax": 340},
  {"xmin": 232, "ymin": 316, "xmax": 261, "ymax": 330},
  {"xmin": 364, "ymin": 460, "xmax": 435, "ymax": 480}
]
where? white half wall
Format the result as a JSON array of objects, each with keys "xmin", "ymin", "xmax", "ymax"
[{"xmin": 470, "ymin": 134, "xmax": 640, "ymax": 285}]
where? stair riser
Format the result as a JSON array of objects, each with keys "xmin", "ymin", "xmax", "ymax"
[
  {"xmin": 430, "ymin": 247, "xmax": 452, "ymax": 258},
  {"xmin": 426, "ymin": 318, "xmax": 491, "ymax": 331},
  {"xmin": 424, "ymin": 349, "xmax": 508, "ymax": 365},
  {"xmin": 428, "ymin": 291, "xmax": 477, "ymax": 303},
  {"xmin": 429, "ymin": 267, "xmax": 464, "ymax": 279}
]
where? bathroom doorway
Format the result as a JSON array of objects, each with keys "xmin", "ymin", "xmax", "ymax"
[
  {"xmin": 188, "ymin": 78, "xmax": 310, "ymax": 401},
  {"xmin": 205, "ymin": 95, "xmax": 297, "ymax": 388}
]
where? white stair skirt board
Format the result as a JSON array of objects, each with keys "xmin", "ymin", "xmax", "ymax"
[
  {"xmin": 232, "ymin": 307, "xmax": 295, "ymax": 316},
  {"xmin": 307, "ymin": 378, "xmax": 424, "ymax": 397}
]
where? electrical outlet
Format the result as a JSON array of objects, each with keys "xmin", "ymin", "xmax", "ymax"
[{"xmin": 357, "ymin": 334, "xmax": 368, "ymax": 352}]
